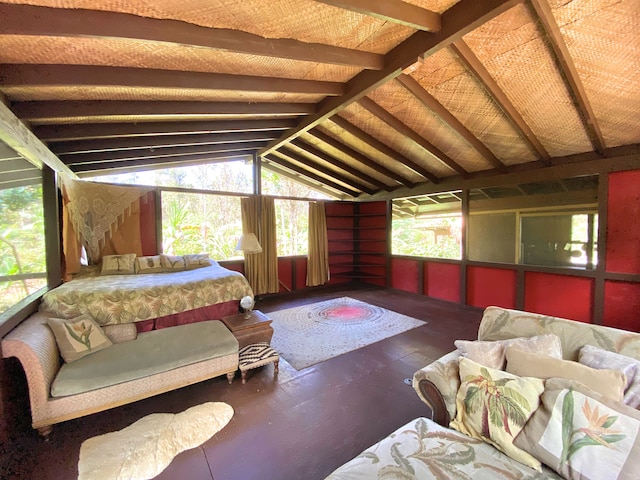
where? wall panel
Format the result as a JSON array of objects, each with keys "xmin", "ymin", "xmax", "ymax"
[
  {"xmin": 524, "ymin": 272, "xmax": 593, "ymax": 323},
  {"xmin": 424, "ymin": 262, "xmax": 460, "ymax": 303},
  {"xmin": 391, "ymin": 258, "xmax": 420, "ymax": 293},
  {"xmin": 603, "ymin": 281, "xmax": 640, "ymax": 332},
  {"xmin": 467, "ymin": 266, "xmax": 517, "ymax": 309}
]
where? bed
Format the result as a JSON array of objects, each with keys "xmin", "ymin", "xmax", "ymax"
[{"xmin": 40, "ymin": 261, "xmax": 253, "ymax": 331}]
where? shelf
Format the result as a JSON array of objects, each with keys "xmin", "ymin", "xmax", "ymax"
[
  {"xmin": 331, "ymin": 271, "xmax": 387, "ymax": 279},
  {"xmin": 327, "ymin": 226, "xmax": 386, "ymax": 231},
  {"xmin": 328, "ymin": 251, "xmax": 385, "ymax": 255},
  {"xmin": 326, "ymin": 213, "xmax": 386, "ymax": 218},
  {"xmin": 329, "ymin": 262, "xmax": 386, "ymax": 268},
  {"xmin": 328, "ymin": 239, "xmax": 385, "ymax": 243}
]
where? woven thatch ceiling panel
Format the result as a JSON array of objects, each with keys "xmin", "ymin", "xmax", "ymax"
[
  {"xmin": 0, "ymin": 36, "xmax": 360, "ymax": 83},
  {"xmin": 340, "ymin": 103, "xmax": 453, "ymax": 179},
  {"xmin": 463, "ymin": 3, "xmax": 593, "ymax": 157},
  {"xmin": 550, "ymin": 0, "xmax": 640, "ymax": 148},
  {"xmin": 368, "ymin": 81, "xmax": 491, "ymax": 172},
  {"xmin": 2, "ymin": 86, "xmax": 325, "ymax": 104}
]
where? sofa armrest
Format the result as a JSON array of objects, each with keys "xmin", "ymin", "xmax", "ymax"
[{"xmin": 412, "ymin": 350, "xmax": 460, "ymax": 426}]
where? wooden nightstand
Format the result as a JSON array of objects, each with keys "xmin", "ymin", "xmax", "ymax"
[{"xmin": 220, "ymin": 310, "xmax": 274, "ymax": 348}]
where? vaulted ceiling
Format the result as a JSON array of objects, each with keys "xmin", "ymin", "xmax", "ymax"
[{"xmin": 0, "ymin": 0, "xmax": 638, "ymax": 200}]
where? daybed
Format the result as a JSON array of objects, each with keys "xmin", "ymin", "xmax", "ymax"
[
  {"xmin": 327, "ymin": 307, "xmax": 640, "ymax": 479},
  {"xmin": 1, "ymin": 311, "xmax": 239, "ymax": 437}
]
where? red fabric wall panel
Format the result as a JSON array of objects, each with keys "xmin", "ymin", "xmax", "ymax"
[
  {"xmin": 296, "ymin": 257, "xmax": 307, "ymax": 290},
  {"xmin": 391, "ymin": 258, "xmax": 419, "ymax": 293},
  {"xmin": 424, "ymin": 262, "xmax": 460, "ymax": 303},
  {"xmin": 278, "ymin": 257, "xmax": 293, "ymax": 293},
  {"xmin": 603, "ymin": 281, "xmax": 640, "ymax": 332},
  {"xmin": 139, "ymin": 191, "xmax": 157, "ymax": 255},
  {"xmin": 524, "ymin": 272, "xmax": 593, "ymax": 323},
  {"xmin": 606, "ymin": 170, "xmax": 640, "ymax": 274},
  {"xmin": 467, "ymin": 266, "xmax": 517, "ymax": 309}
]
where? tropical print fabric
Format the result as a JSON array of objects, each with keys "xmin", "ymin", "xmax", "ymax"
[
  {"xmin": 47, "ymin": 315, "xmax": 113, "ymax": 363},
  {"xmin": 41, "ymin": 262, "xmax": 253, "ymax": 326},
  {"xmin": 325, "ymin": 417, "xmax": 561, "ymax": 480}
]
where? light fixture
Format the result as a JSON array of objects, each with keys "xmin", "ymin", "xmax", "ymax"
[
  {"xmin": 240, "ymin": 295, "xmax": 255, "ymax": 319},
  {"xmin": 235, "ymin": 233, "xmax": 262, "ymax": 254}
]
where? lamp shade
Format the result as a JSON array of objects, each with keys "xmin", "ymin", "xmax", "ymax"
[{"xmin": 236, "ymin": 233, "xmax": 262, "ymax": 254}]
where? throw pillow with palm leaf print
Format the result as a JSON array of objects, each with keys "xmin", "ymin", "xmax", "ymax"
[
  {"xmin": 47, "ymin": 315, "xmax": 113, "ymax": 363},
  {"xmin": 451, "ymin": 357, "xmax": 545, "ymax": 470},
  {"xmin": 515, "ymin": 378, "xmax": 640, "ymax": 480}
]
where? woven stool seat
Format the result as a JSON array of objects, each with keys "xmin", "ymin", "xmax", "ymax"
[{"xmin": 238, "ymin": 342, "xmax": 279, "ymax": 384}]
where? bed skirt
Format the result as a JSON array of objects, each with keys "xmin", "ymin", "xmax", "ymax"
[{"xmin": 135, "ymin": 300, "xmax": 240, "ymax": 332}]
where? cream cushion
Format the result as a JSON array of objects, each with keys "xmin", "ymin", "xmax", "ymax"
[
  {"xmin": 102, "ymin": 323, "xmax": 138, "ymax": 344},
  {"xmin": 184, "ymin": 253, "xmax": 210, "ymax": 270},
  {"xmin": 101, "ymin": 253, "xmax": 136, "ymax": 275},
  {"xmin": 160, "ymin": 254, "xmax": 186, "ymax": 271},
  {"xmin": 134, "ymin": 255, "xmax": 163, "ymax": 274},
  {"xmin": 47, "ymin": 316, "xmax": 113, "ymax": 363}
]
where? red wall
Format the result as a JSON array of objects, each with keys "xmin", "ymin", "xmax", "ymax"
[
  {"xmin": 606, "ymin": 170, "xmax": 640, "ymax": 274},
  {"xmin": 424, "ymin": 262, "xmax": 460, "ymax": 303},
  {"xmin": 467, "ymin": 266, "xmax": 517, "ymax": 309},
  {"xmin": 524, "ymin": 272, "xmax": 593, "ymax": 323},
  {"xmin": 391, "ymin": 258, "xmax": 420, "ymax": 293},
  {"xmin": 603, "ymin": 281, "xmax": 640, "ymax": 331}
]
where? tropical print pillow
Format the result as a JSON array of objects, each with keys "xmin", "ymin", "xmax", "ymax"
[
  {"xmin": 450, "ymin": 357, "xmax": 545, "ymax": 470},
  {"xmin": 47, "ymin": 315, "xmax": 113, "ymax": 363},
  {"xmin": 160, "ymin": 254, "xmax": 187, "ymax": 271},
  {"xmin": 184, "ymin": 253, "xmax": 210, "ymax": 270},
  {"xmin": 514, "ymin": 378, "xmax": 640, "ymax": 480},
  {"xmin": 134, "ymin": 255, "xmax": 163, "ymax": 274},
  {"xmin": 101, "ymin": 253, "xmax": 136, "ymax": 275}
]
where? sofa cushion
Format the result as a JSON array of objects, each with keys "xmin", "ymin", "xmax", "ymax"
[
  {"xmin": 514, "ymin": 378, "xmax": 640, "ymax": 480},
  {"xmin": 134, "ymin": 255, "xmax": 163, "ymax": 274},
  {"xmin": 450, "ymin": 357, "xmax": 545, "ymax": 470},
  {"xmin": 454, "ymin": 333, "xmax": 562, "ymax": 370},
  {"xmin": 102, "ymin": 323, "xmax": 138, "ymax": 344},
  {"xmin": 101, "ymin": 253, "xmax": 136, "ymax": 275},
  {"xmin": 47, "ymin": 315, "xmax": 113, "ymax": 363},
  {"xmin": 51, "ymin": 320, "xmax": 238, "ymax": 397},
  {"xmin": 506, "ymin": 347, "xmax": 626, "ymax": 403}
]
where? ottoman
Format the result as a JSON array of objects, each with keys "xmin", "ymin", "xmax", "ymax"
[{"xmin": 238, "ymin": 342, "xmax": 279, "ymax": 384}]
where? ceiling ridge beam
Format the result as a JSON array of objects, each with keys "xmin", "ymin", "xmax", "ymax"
[
  {"xmin": 358, "ymin": 96, "xmax": 469, "ymax": 177},
  {"xmin": 0, "ymin": 64, "xmax": 344, "ymax": 96},
  {"xmin": 451, "ymin": 39, "xmax": 552, "ymax": 164},
  {"xmin": 396, "ymin": 74, "xmax": 507, "ymax": 173},
  {"xmin": 11, "ymin": 101, "xmax": 317, "ymax": 122},
  {"xmin": 315, "ymin": 0, "xmax": 441, "ymax": 32},
  {"xmin": 0, "ymin": 3, "xmax": 383, "ymax": 70},
  {"xmin": 528, "ymin": 0, "xmax": 606, "ymax": 154},
  {"xmin": 34, "ymin": 119, "xmax": 298, "ymax": 142},
  {"xmin": 259, "ymin": 0, "xmax": 523, "ymax": 155},
  {"xmin": 290, "ymin": 137, "xmax": 391, "ymax": 191},
  {"xmin": 261, "ymin": 161, "xmax": 346, "ymax": 200},
  {"xmin": 306, "ymin": 127, "xmax": 414, "ymax": 187}
]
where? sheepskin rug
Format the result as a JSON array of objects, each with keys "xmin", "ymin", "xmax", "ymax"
[{"xmin": 78, "ymin": 402, "xmax": 233, "ymax": 480}]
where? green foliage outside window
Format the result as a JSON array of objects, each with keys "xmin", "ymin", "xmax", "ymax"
[{"xmin": 392, "ymin": 215, "xmax": 462, "ymax": 259}]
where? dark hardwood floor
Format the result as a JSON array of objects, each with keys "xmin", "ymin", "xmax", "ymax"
[{"xmin": 1, "ymin": 283, "xmax": 482, "ymax": 480}]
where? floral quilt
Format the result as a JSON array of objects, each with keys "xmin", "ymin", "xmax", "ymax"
[{"xmin": 40, "ymin": 262, "xmax": 253, "ymax": 326}]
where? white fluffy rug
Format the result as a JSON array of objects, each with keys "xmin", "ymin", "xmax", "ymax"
[
  {"xmin": 78, "ymin": 402, "xmax": 233, "ymax": 480},
  {"xmin": 270, "ymin": 297, "xmax": 425, "ymax": 370}
]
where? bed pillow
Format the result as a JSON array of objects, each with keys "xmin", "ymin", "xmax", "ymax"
[
  {"xmin": 134, "ymin": 255, "xmax": 163, "ymax": 274},
  {"xmin": 455, "ymin": 334, "xmax": 563, "ymax": 370},
  {"xmin": 450, "ymin": 357, "xmax": 545, "ymax": 470},
  {"xmin": 579, "ymin": 345, "xmax": 640, "ymax": 408},
  {"xmin": 47, "ymin": 316, "xmax": 113, "ymax": 363},
  {"xmin": 102, "ymin": 323, "xmax": 138, "ymax": 344},
  {"xmin": 506, "ymin": 347, "xmax": 626, "ymax": 403},
  {"xmin": 184, "ymin": 253, "xmax": 210, "ymax": 270},
  {"xmin": 160, "ymin": 254, "xmax": 186, "ymax": 272},
  {"xmin": 101, "ymin": 253, "xmax": 136, "ymax": 275},
  {"xmin": 514, "ymin": 378, "xmax": 640, "ymax": 480}
]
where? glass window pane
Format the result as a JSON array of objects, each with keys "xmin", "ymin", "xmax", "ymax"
[
  {"xmin": 261, "ymin": 168, "xmax": 332, "ymax": 199},
  {"xmin": 161, "ymin": 191, "xmax": 242, "ymax": 260},
  {"xmin": 275, "ymin": 199, "xmax": 309, "ymax": 256}
]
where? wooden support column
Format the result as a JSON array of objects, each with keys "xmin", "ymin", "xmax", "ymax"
[
  {"xmin": 460, "ymin": 189, "xmax": 469, "ymax": 305},
  {"xmin": 592, "ymin": 172, "xmax": 609, "ymax": 325},
  {"xmin": 42, "ymin": 166, "xmax": 62, "ymax": 289}
]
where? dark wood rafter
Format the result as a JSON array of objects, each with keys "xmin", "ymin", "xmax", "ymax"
[
  {"xmin": 0, "ymin": 3, "xmax": 383, "ymax": 70},
  {"xmin": 73, "ymin": 150, "xmax": 256, "ymax": 175},
  {"xmin": 315, "ymin": 0, "xmax": 441, "ymax": 32},
  {"xmin": 261, "ymin": 160, "xmax": 346, "ymax": 200},
  {"xmin": 450, "ymin": 40, "xmax": 552, "ymax": 164},
  {"xmin": 264, "ymin": 153, "xmax": 360, "ymax": 197},
  {"xmin": 11, "ymin": 101, "xmax": 317, "ymax": 123},
  {"xmin": 396, "ymin": 74, "xmax": 507, "ymax": 173},
  {"xmin": 275, "ymin": 146, "xmax": 375, "ymax": 194},
  {"xmin": 0, "ymin": 64, "xmax": 345, "ymax": 96},
  {"xmin": 49, "ymin": 131, "xmax": 280, "ymax": 155},
  {"xmin": 61, "ymin": 141, "xmax": 267, "ymax": 166},
  {"xmin": 327, "ymin": 115, "xmax": 441, "ymax": 185},
  {"xmin": 304, "ymin": 128, "xmax": 414, "ymax": 187},
  {"xmin": 528, "ymin": 0, "xmax": 606, "ymax": 154},
  {"xmin": 358, "ymin": 96, "xmax": 469, "ymax": 177},
  {"xmin": 289, "ymin": 137, "xmax": 392, "ymax": 191},
  {"xmin": 260, "ymin": 0, "xmax": 524, "ymax": 155},
  {"xmin": 34, "ymin": 119, "xmax": 298, "ymax": 142}
]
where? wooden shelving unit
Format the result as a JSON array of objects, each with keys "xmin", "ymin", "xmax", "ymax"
[{"xmin": 325, "ymin": 201, "xmax": 389, "ymax": 286}]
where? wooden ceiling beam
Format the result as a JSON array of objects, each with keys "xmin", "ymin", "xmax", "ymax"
[
  {"xmin": 11, "ymin": 101, "xmax": 317, "ymax": 123},
  {"xmin": 327, "ymin": 115, "xmax": 441, "ymax": 185},
  {"xmin": 276, "ymin": 146, "xmax": 375, "ymax": 194},
  {"xmin": 261, "ymin": 161, "xmax": 346, "ymax": 200},
  {"xmin": 305, "ymin": 127, "xmax": 413, "ymax": 187},
  {"xmin": 62, "ymin": 141, "xmax": 266, "ymax": 166},
  {"xmin": 0, "ymin": 64, "xmax": 345, "ymax": 96},
  {"xmin": 49, "ymin": 131, "xmax": 279, "ymax": 155},
  {"xmin": 396, "ymin": 74, "xmax": 507, "ymax": 173},
  {"xmin": 528, "ymin": 0, "xmax": 606, "ymax": 154},
  {"xmin": 0, "ymin": 3, "xmax": 383, "ymax": 70},
  {"xmin": 451, "ymin": 40, "xmax": 552, "ymax": 164},
  {"xmin": 359, "ymin": 96, "xmax": 469, "ymax": 177},
  {"xmin": 34, "ymin": 119, "xmax": 298, "ymax": 142},
  {"xmin": 316, "ymin": 0, "xmax": 441, "ymax": 32},
  {"xmin": 264, "ymin": 154, "xmax": 359, "ymax": 197},
  {"xmin": 290, "ymin": 137, "xmax": 391, "ymax": 191},
  {"xmin": 259, "ymin": 0, "xmax": 523, "ymax": 155}
]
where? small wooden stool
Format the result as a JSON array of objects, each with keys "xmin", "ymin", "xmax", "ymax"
[{"xmin": 238, "ymin": 342, "xmax": 279, "ymax": 384}]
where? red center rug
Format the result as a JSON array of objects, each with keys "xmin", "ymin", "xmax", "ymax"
[{"xmin": 269, "ymin": 297, "xmax": 425, "ymax": 370}]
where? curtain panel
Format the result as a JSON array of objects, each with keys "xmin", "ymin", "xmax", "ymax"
[{"xmin": 307, "ymin": 201, "xmax": 330, "ymax": 287}]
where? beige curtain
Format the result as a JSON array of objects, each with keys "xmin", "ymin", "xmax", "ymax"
[
  {"xmin": 307, "ymin": 201, "xmax": 329, "ymax": 286},
  {"xmin": 241, "ymin": 196, "xmax": 279, "ymax": 295}
]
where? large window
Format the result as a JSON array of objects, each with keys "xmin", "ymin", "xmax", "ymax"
[{"xmin": 275, "ymin": 199, "xmax": 308, "ymax": 256}]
